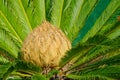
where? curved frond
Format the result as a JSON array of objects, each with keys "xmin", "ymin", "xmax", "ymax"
[
  {"xmin": 21, "ymin": 0, "xmax": 46, "ymax": 28},
  {"xmin": 50, "ymin": 0, "xmax": 64, "ymax": 27},
  {"xmin": 0, "ymin": 30, "xmax": 19, "ymax": 58}
]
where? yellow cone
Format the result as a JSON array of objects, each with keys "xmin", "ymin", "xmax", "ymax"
[{"xmin": 21, "ymin": 21, "xmax": 71, "ymax": 68}]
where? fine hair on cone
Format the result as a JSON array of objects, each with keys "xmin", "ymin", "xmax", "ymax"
[{"xmin": 21, "ymin": 21, "xmax": 71, "ymax": 68}]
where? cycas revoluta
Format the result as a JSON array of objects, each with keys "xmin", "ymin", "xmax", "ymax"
[{"xmin": 21, "ymin": 21, "xmax": 71, "ymax": 68}]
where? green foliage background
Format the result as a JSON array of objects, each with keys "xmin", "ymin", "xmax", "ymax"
[{"xmin": 0, "ymin": 0, "xmax": 120, "ymax": 80}]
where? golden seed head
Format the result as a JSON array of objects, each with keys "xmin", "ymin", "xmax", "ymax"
[{"xmin": 21, "ymin": 21, "xmax": 71, "ymax": 68}]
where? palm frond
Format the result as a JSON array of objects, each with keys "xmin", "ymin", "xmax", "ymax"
[
  {"xmin": 81, "ymin": 65, "xmax": 120, "ymax": 79},
  {"xmin": 21, "ymin": 0, "xmax": 46, "ymax": 28},
  {"xmin": 60, "ymin": 0, "xmax": 96, "ymax": 41},
  {"xmin": 50, "ymin": 0, "xmax": 64, "ymax": 27},
  {"xmin": 0, "ymin": 64, "xmax": 12, "ymax": 78},
  {"xmin": 75, "ymin": 0, "xmax": 98, "ymax": 30},
  {"xmin": 107, "ymin": 25, "xmax": 120, "ymax": 39},
  {"xmin": 31, "ymin": 74, "xmax": 48, "ymax": 80},
  {"xmin": 0, "ymin": 29, "xmax": 19, "ymax": 58},
  {"xmin": 80, "ymin": 0, "xmax": 120, "ymax": 43},
  {"xmin": 0, "ymin": 55, "xmax": 10, "ymax": 65},
  {"xmin": 72, "ymin": 0, "xmax": 120, "ymax": 46},
  {"xmin": 0, "ymin": 0, "xmax": 32, "ymax": 40},
  {"xmin": 0, "ymin": 0, "xmax": 120, "ymax": 79},
  {"xmin": 69, "ymin": 49, "xmax": 120, "ymax": 76},
  {"xmin": 15, "ymin": 60, "xmax": 42, "ymax": 74},
  {"xmin": 67, "ymin": 74, "xmax": 115, "ymax": 80},
  {"xmin": 0, "ymin": 11, "xmax": 22, "ymax": 43},
  {"xmin": 60, "ymin": 44, "xmax": 93, "ymax": 68},
  {"xmin": 98, "ymin": 8, "xmax": 120, "ymax": 35}
]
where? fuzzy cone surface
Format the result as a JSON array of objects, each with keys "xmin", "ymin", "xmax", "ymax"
[{"xmin": 21, "ymin": 21, "xmax": 71, "ymax": 68}]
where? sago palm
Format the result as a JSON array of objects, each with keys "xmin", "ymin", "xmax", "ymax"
[{"xmin": 0, "ymin": 0, "xmax": 120, "ymax": 80}]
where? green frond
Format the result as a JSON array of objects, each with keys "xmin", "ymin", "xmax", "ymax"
[
  {"xmin": 15, "ymin": 60, "xmax": 42, "ymax": 74},
  {"xmin": 83, "ymin": 65, "xmax": 120, "ymax": 79},
  {"xmin": 67, "ymin": 74, "xmax": 115, "ymax": 80},
  {"xmin": 71, "ymin": 52, "xmax": 120, "ymax": 75},
  {"xmin": 90, "ymin": 54, "xmax": 120, "ymax": 67},
  {"xmin": 0, "ymin": 55, "xmax": 10, "ymax": 65},
  {"xmin": 32, "ymin": 0, "xmax": 46, "ymax": 25},
  {"xmin": 31, "ymin": 74, "xmax": 48, "ymax": 80},
  {"xmin": 98, "ymin": 8, "xmax": 120, "ymax": 35},
  {"xmin": 105, "ymin": 47, "xmax": 120, "ymax": 58},
  {"xmin": 107, "ymin": 25, "xmax": 120, "ymax": 39},
  {"xmin": 0, "ymin": 11, "xmax": 22, "ymax": 43},
  {"xmin": 62, "ymin": 0, "xmax": 72, "ymax": 12},
  {"xmin": 60, "ymin": 44, "xmax": 93, "ymax": 68},
  {"xmin": 75, "ymin": 0, "xmax": 98, "ymax": 30},
  {"xmin": 60, "ymin": 0, "xmax": 96, "ymax": 41},
  {"xmin": 0, "ymin": 0, "xmax": 32, "ymax": 41},
  {"xmin": 0, "ymin": 64, "xmax": 12, "ymax": 78},
  {"xmin": 0, "ymin": 30, "xmax": 19, "ymax": 58},
  {"xmin": 50, "ymin": 0, "xmax": 64, "ymax": 27},
  {"xmin": 72, "ymin": 0, "xmax": 120, "ymax": 46},
  {"xmin": 21, "ymin": 0, "xmax": 46, "ymax": 28},
  {"xmin": 69, "ymin": 46, "xmax": 111, "ymax": 70},
  {"xmin": 45, "ymin": 0, "xmax": 52, "ymax": 21},
  {"xmin": 0, "ymin": 0, "xmax": 120, "ymax": 79},
  {"xmin": 80, "ymin": 0, "xmax": 120, "ymax": 43}
]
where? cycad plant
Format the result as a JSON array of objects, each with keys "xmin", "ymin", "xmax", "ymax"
[{"xmin": 0, "ymin": 0, "xmax": 120, "ymax": 80}]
